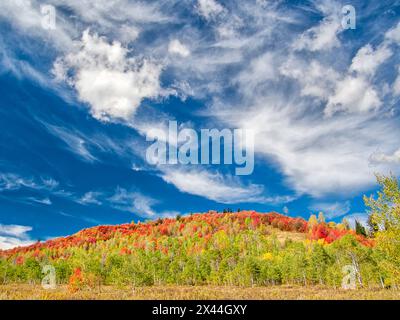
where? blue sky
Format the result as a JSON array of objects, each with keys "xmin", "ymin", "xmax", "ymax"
[{"xmin": 1, "ymin": 0, "xmax": 400, "ymax": 249}]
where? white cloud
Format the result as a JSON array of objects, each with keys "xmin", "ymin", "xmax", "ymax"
[
  {"xmin": 325, "ymin": 76, "xmax": 381, "ymax": 116},
  {"xmin": 0, "ymin": 173, "xmax": 36, "ymax": 191},
  {"xmin": 215, "ymin": 93, "xmax": 399, "ymax": 198},
  {"xmin": 309, "ymin": 201, "xmax": 351, "ymax": 219},
  {"xmin": 161, "ymin": 168, "xmax": 292, "ymax": 204},
  {"xmin": 0, "ymin": 0, "xmax": 74, "ymax": 51},
  {"xmin": 235, "ymin": 52, "xmax": 277, "ymax": 93},
  {"xmin": 117, "ymin": 24, "xmax": 140, "ymax": 44},
  {"xmin": 280, "ymin": 57, "xmax": 339, "ymax": 100},
  {"xmin": 29, "ymin": 197, "xmax": 52, "ymax": 205},
  {"xmin": 385, "ymin": 22, "xmax": 400, "ymax": 44},
  {"xmin": 76, "ymin": 187, "xmax": 178, "ymax": 218},
  {"xmin": 293, "ymin": 2, "xmax": 342, "ymax": 53},
  {"xmin": 53, "ymin": 30, "xmax": 164, "ymax": 121},
  {"xmin": 45, "ymin": 124, "xmax": 98, "ymax": 162},
  {"xmin": 168, "ymin": 39, "xmax": 190, "ymax": 57},
  {"xmin": 109, "ymin": 188, "xmax": 157, "ymax": 216},
  {"xmin": 393, "ymin": 68, "xmax": 400, "ymax": 96},
  {"xmin": 369, "ymin": 149, "xmax": 400, "ymax": 165},
  {"xmin": 196, "ymin": 0, "xmax": 225, "ymax": 20},
  {"xmin": 342, "ymin": 212, "xmax": 368, "ymax": 229},
  {"xmin": 350, "ymin": 44, "xmax": 392, "ymax": 76},
  {"xmin": 2, "ymin": 0, "xmax": 400, "ymax": 204},
  {"xmin": 0, "ymin": 173, "xmax": 59, "ymax": 193},
  {"xmin": 0, "ymin": 224, "xmax": 34, "ymax": 250},
  {"xmin": 79, "ymin": 191, "xmax": 103, "ymax": 205}
]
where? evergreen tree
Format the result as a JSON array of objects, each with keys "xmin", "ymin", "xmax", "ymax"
[{"xmin": 355, "ymin": 219, "xmax": 367, "ymax": 237}]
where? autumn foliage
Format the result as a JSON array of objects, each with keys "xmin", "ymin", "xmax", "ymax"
[{"xmin": 0, "ymin": 211, "xmax": 376, "ymax": 289}]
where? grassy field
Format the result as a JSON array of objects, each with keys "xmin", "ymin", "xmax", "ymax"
[{"xmin": 1, "ymin": 284, "xmax": 399, "ymax": 300}]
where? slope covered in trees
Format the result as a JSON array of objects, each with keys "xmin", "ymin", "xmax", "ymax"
[{"xmin": 0, "ymin": 210, "xmax": 379, "ymax": 291}]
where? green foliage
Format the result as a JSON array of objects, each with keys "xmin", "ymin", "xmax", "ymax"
[
  {"xmin": 0, "ymin": 209, "xmax": 396, "ymax": 289},
  {"xmin": 355, "ymin": 220, "xmax": 367, "ymax": 237},
  {"xmin": 364, "ymin": 174, "xmax": 400, "ymax": 286}
]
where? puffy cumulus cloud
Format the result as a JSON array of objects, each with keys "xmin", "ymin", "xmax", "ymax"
[
  {"xmin": 323, "ymin": 37, "xmax": 394, "ymax": 117},
  {"xmin": 168, "ymin": 39, "xmax": 190, "ymax": 57},
  {"xmin": 325, "ymin": 76, "xmax": 381, "ymax": 116},
  {"xmin": 3, "ymin": 0, "xmax": 400, "ymax": 203},
  {"xmin": 280, "ymin": 57, "xmax": 339, "ymax": 100},
  {"xmin": 53, "ymin": 30, "xmax": 164, "ymax": 121},
  {"xmin": 160, "ymin": 168, "xmax": 294, "ymax": 204},
  {"xmin": 350, "ymin": 44, "xmax": 392, "ymax": 76},
  {"xmin": 196, "ymin": 0, "xmax": 225, "ymax": 21},
  {"xmin": 309, "ymin": 201, "xmax": 351, "ymax": 219},
  {"xmin": 0, "ymin": 224, "xmax": 34, "ymax": 250}
]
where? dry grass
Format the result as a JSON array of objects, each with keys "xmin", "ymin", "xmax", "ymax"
[{"xmin": 1, "ymin": 284, "xmax": 399, "ymax": 300}]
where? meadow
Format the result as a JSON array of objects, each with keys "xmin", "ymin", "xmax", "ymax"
[{"xmin": 1, "ymin": 284, "xmax": 400, "ymax": 300}]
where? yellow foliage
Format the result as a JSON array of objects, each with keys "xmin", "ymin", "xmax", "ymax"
[{"xmin": 261, "ymin": 252, "xmax": 273, "ymax": 261}]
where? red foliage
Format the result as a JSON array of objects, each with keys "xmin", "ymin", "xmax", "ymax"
[
  {"xmin": 308, "ymin": 223, "xmax": 373, "ymax": 245},
  {"xmin": 0, "ymin": 210, "xmax": 373, "ymax": 260},
  {"xmin": 68, "ymin": 267, "xmax": 84, "ymax": 292}
]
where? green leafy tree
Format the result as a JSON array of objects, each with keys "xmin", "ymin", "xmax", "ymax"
[
  {"xmin": 308, "ymin": 214, "xmax": 318, "ymax": 230},
  {"xmin": 364, "ymin": 174, "xmax": 400, "ymax": 286}
]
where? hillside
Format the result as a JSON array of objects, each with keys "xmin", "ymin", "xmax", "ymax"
[
  {"xmin": 0, "ymin": 211, "xmax": 369, "ymax": 257},
  {"xmin": 1, "ymin": 210, "xmax": 379, "ymax": 293}
]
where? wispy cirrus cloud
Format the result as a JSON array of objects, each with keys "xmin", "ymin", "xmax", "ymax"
[
  {"xmin": 161, "ymin": 168, "xmax": 294, "ymax": 204},
  {"xmin": 1, "ymin": 0, "xmax": 400, "ymax": 207},
  {"xmin": 0, "ymin": 224, "xmax": 34, "ymax": 250},
  {"xmin": 309, "ymin": 201, "xmax": 351, "ymax": 219}
]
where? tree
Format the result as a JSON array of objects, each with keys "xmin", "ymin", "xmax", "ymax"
[
  {"xmin": 308, "ymin": 214, "xmax": 318, "ymax": 230},
  {"xmin": 318, "ymin": 212, "xmax": 325, "ymax": 224},
  {"xmin": 364, "ymin": 173, "xmax": 400, "ymax": 231},
  {"xmin": 364, "ymin": 174, "xmax": 400, "ymax": 286},
  {"xmin": 355, "ymin": 219, "xmax": 367, "ymax": 237},
  {"xmin": 341, "ymin": 218, "xmax": 350, "ymax": 230},
  {"xmin": 367, "ymin": 214, "xmax": 379, "ymax": 237}
]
